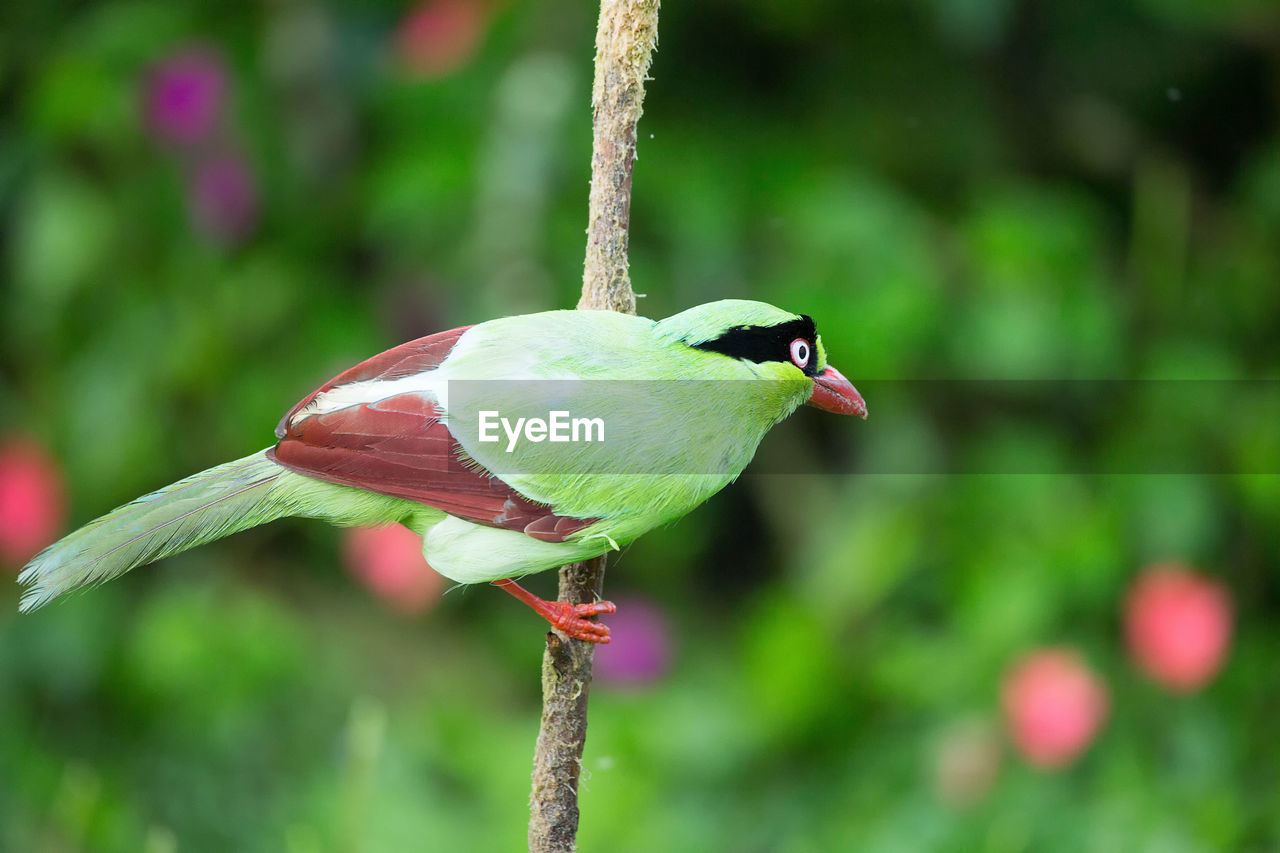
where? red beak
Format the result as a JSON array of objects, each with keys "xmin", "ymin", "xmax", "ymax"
[{"xmin": 807, "ymin": 366, "xmax": 867, "ymax": 418}]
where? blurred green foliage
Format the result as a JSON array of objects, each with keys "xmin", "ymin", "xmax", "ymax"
[{"xmin": 2, "ymin": 0, "xmax": 1280, "ymax": 850}]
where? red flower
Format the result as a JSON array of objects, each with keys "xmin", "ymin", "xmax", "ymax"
[
  {"xmin": 1001, "ymin": 648, "xmax": 1109, "ymax": 769},
  {"xmin": 1126, "ymin": 565, "xmax": 1231, "ymax": 692},
  {"xmin": 395, "ymin": 0, "xmax": 489, "ymax": 79},
  {"xmin": 342, "ymin": 524, "xmax": 444, "ymax": 615},
  {"xmin": 0, "ymin": 438, "xmax": 66, "ymax": 566}
]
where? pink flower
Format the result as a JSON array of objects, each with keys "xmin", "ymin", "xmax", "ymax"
[
  {"xmin": 1126, "ymin": 565, "xmax": 1231, "ymax": 692},
  {"xmin": 144, "ymin": 48, "xmax": 228, "ymax": 146},
  {"xmin": 0, "ymin": 438, "xmax": 66, "ymax": 566},
  {"xmin": 593, "ymin": 597, "xmax": 671, "ymax": 686},
  {"xmin": 186, "ymin": 153, "xmax": 259, "ymax": 245},
  {"xmin": 395, "ymin": 0, "xmax": 489, "ymax": 80},
  {"xmin": 1001, "ymin": 648, "xmax": 1109, "ymax": 769},
  {"xmin": 342, "ymin": 525, "xmax": 444, "ymax": 615}
]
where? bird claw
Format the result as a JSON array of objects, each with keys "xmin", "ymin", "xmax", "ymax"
[
  {"xmin": 491, "ymin": 579, "xmax": 616, "ymax": 644},
  {"xmin": 547, "ymin": 600, "xmax": 617, "ymax": 644}
]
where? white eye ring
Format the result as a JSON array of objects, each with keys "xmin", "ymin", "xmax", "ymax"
[{"xmin": 790, "ymin": 338, "xmax": 810, "ymax": 369}]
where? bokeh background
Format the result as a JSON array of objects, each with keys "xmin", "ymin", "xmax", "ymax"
[{"xmin": 3, "ymin": 0, "xmax": 1279, "ymax": 850}]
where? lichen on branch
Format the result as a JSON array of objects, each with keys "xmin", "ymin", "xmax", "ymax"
[{"xmin": 578, "ymin": 0, "xmax": 660, "ymax": 316}]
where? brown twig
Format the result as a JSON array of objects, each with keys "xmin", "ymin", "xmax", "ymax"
[{"xmin": 527, "ymin": 2, "xmax": 659, "ymax": 850}]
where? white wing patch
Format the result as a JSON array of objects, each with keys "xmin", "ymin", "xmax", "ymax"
[
  {"xmin": 286, "ymin": 322, "xmax": 576, "ymax": 431},
  {"xmin": 291, "ymin": 373, "xmax": 451, "ymax": 426}
]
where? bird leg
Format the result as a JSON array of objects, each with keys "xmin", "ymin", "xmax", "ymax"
[{"xmin": 491, "ymin": 578, "xmax": 616, "ymax": 644}]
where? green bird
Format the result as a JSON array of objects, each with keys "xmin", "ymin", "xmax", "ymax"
[{"xmin": 18, "ymin": 300, "xmax": 865, "ymax": 641}]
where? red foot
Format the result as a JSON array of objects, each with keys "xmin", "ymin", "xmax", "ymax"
[
  {"xmin": 541, "ymin": 599, "xmax": 617, "ymax": 643},
  {"xmin": 491, "ymin": 579, "xmax": 617, "ymax": 644}
]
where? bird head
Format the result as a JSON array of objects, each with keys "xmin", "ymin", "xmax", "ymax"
[{"xmin": 655, "ymin": 299, "xmax": 867, "ymax": 419}]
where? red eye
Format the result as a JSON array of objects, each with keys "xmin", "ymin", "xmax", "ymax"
[{"xmin": 790, "ymin": 338, "xmax": 811, "ymax": 369}]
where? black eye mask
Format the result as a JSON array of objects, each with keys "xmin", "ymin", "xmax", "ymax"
[{"xmin": 690, "ymin": 315, "xmax": 820, "ymax": 377}]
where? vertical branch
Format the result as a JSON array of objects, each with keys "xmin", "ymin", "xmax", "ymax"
[
  {"xmin": 528, "ymin": 2, "xmax": 659, "ymax": 851},
  {"xmin": 578, "ymin": 0, "xmax": 659, "ymax": 315}
]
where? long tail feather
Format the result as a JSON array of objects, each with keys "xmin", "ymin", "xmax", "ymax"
[{"xmin": 18, "ymin": 450, "xmax": 288, "ymax": 612}]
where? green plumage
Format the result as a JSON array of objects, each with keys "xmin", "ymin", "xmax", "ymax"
[
  {"xmin": 19, "ymin": 452, "xmax": 286, "ymax": 611},
  {"xmin": 18, "ymin": 452, "xmax": 417, "ymax": 611}
]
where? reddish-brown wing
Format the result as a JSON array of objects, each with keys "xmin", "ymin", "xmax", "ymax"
[
  {"xmin": 269, "ymin": 329, "xmax": 597, "ymax": 543},
  {"xmin": 275, "ymin": 326, "xmax": 474, "ymax": 439}
]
